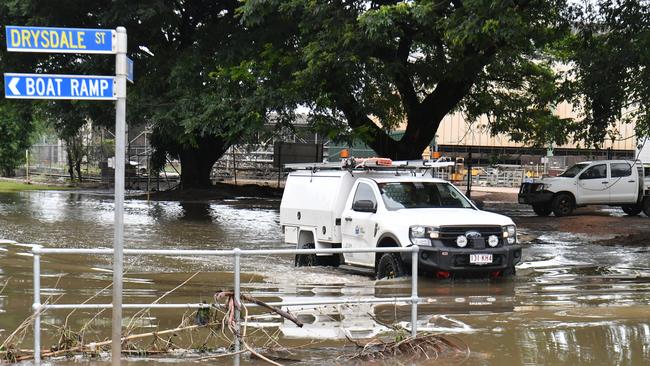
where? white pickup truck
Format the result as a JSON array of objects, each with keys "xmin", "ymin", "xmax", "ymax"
[
  {"xmin": 519, "ymin": 160, "xmax": 650, "ymax": 217},
  {"xmin": 280, "ymin": 159, "xmax": 522, "ymax": 279}
]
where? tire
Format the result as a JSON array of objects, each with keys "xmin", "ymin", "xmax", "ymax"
[
  {"xmin": 532, "ymin": 203, "xmax": 552, "ymax": 216},
  {"xmin": 376, "ymin": 253, "xmax": 406, "ymax": 280},
  {"xmin": 295, "ymin": 243, "xmax": 316, "ymax": 267},
  {"xmin": 621, "ymin": 204, "xmax": 642, "ymax": 216},
  {"xmin": 643, "ymin": 197, "xmax": 650, "ymax": 217},
  {"xmin": 294, "ymin": 243, "xmax": 339, "ymax": 267},
  {"xmin": 502, "ymin": 266, "xmax": 516, "ymax": 277},
  {"xmin": 552, "ymin": 193, "xmax": 574, "ymax": 217},
  {"xmin": 316, "ymin": 253, "xmax": 340, "ymax": 267}
]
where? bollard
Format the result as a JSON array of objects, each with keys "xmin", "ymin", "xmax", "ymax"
[
  {"xmin": 233, "ymin": 248, "xmax": 241, "ymax": 366},
  {"xmin": 411, "ymin": 245, "xmax": 419, "ymax": 337},
  {"xmin": 32, "ymin": 245, "xmax": 42, "ymax": 364}
]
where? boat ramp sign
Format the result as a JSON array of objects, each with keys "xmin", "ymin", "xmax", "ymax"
[
  {"xmin": 4, "ymin": 73, "xmax": 115, "ymax": 100},
  {"xmin": 5, "ymin": 26, "xmax": 115, "ymax": 53}
]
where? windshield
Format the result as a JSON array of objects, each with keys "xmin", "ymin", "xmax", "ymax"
[
  {"xmin": 559, "ymin": 163, "xmax": 590, "ymax": 178},
  {"xmin": 378, "ymin": 182, "xmax": 474, "ymax": 210}
]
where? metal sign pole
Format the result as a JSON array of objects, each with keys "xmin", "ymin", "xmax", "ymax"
[{"xmin": 112, "ymin": 26, "xmax": 127, "ymax": 366}]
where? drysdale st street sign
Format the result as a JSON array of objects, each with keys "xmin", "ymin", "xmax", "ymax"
[
  {"xmin": 4, "ymin": 24, "xmax": 130, "ymax": 366},
  {"xmin": 6, "ymin": 26, "xmax": 115, "ymax": 53}
]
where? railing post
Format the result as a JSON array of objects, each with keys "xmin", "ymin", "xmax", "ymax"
[
  {"xmin": 32, "ymin": 245, "xmax": 42, "ymax": 364},
  {"xmin": 410, "ymin": 246, "xmax": 419, "ymax": 338},
  {"xmin": 233, "ymin": 248, "xmax": 241, "ymax": 366}
]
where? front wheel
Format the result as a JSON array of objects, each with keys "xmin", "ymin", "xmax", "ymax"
[
  {"xmin": 552, "ymin": 193, "xmax": 574, "ymax": 217},
  {"xmin": 621, "ymin": 204, "xmax": 643, "ymax": 216},
  {"xmin": 643, "ymin": 197, "xmax": 650, "ymax": 217},
  {"xmin": 502, "ymin": 266, "xmax": 516, "ymax": 277},
  {"xmin": 376, "ymin": 253, "xmax": 406, "ymax": 280}
]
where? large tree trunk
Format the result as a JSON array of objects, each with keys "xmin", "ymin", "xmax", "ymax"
[
  {"xmin": 338, "ymin": 93, "xmax": 446, "ymax": 160},
  {"xmin": 178, "ymin": 135, "xmax": 230, "ymax": 189},
  {"xmin": 364, "ymin": 117, "xmax": 442, "ymax": 160},
  {"xmin": 334, "ymin": 39, "xmax": 495, "ymax": 160}
]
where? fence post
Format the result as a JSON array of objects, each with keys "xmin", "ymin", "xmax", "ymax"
[
  {"xmin": 32, "ymin": 245, "xmax": 42, "ymax": 364},
  {"xmin": 410, "ymin": 246, "xmax": 419, "ymax": 338},
  {"xmin": 233, "ymin": 248, "xmax": 241, "ymax": 366}
]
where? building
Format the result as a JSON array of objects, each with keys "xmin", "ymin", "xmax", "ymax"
[{"xmin": 432, "ymin": 101, "xmax": 637, "ymax": 166}]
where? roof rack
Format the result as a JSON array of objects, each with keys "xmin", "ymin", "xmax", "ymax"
[{"xmin": 284, "ymin": 157, "xmax": 455, "ymax": 171}]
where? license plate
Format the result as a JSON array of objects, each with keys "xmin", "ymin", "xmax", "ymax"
[{"xmin": 470, "ymin": 254, "xmax": 493, "ymax": 265}]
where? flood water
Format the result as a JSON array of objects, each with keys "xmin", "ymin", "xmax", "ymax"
[{"xmin": 1, "ymin": 190, "xmax": 650, "ymax": 365}]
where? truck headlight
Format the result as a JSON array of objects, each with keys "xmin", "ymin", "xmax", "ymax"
[
  {"xmin": 502, "ymin": 225, "xmax": 517, "ymax": 244},
  {"xmin": 531, "ymin": 183, "xmax": 549, "ymax": 192},
  {"xmin": 410, "ymin": 226, "xmax": 439, "ymax": 246}
]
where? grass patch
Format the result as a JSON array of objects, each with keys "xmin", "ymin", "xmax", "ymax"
[{"xmin": 0, "ymin": 180, "xmax": 70, "ymax": 193}]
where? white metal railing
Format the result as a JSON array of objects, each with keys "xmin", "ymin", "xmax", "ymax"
[{"xmin": 31, "ymin": 245, "xmax": 420, "ymax": 364}]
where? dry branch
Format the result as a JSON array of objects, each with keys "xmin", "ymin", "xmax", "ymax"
[
  {"xmin": 14, "ymin": 323, "xmax": 213, "ymax": 362},
  {"xmin": 339, "ymin": 332, "xmax": 470, "ymax": 363},
  {"xmin": 215, "ymin": 291, "xmax": 303, "ymax": 328}
]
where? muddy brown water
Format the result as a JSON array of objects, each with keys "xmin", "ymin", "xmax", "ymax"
[{"xmin": 1, "ymin": 191, "xmax": 650, "ymax": 365}]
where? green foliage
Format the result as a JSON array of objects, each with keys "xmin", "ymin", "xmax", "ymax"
[
  {"xmin": 234, "ymin": 0, "xmax": 571, "ymax": 158},
  {"xmin": 0, "ymin": 102, "xmax": 34, "ymax": 176},
  {"xmin": 2, "ymin": 0, "xmax": 647, "ymax": 178},
  {"xmin": 560, "ymin": 0, "xmax": 650, "ymax": 146},
  {"xmin": 1, "ymin": 1, "xmax": 266, "ymax": 187},
  {"xmin": 111, "ymin": 1, "xmax": 275, "ymax": 185}
]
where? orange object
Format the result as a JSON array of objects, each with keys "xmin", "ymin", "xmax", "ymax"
[
  {"xmin": 432, "ymin": 151, "xmax": 441, "ymax": 159},
  {"xmin": 340, "ymin": 149, "xmax": 349, "ymax": 158},
  {"xmin": 375, "ymin": 158, "xmax": 392, "ymax": 166}
]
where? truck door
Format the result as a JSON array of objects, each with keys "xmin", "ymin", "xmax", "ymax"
[
  {"xmin": 341, "ymin": 182, "xmax": 378, "ymax": 268},
  {"xmin": 608, "ymin": 162, "xmax": 638, "ymax": 204},
  {"xmin": 576, "ymin": 163, "xmax": 609, "ymax": 204}
]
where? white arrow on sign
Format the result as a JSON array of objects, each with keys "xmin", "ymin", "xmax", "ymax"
[{"xmin": 8, "ymin": 77, "xmax": 20, "ymax": 95}]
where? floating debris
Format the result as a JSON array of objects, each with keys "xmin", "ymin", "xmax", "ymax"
[{"xmin": 339, "ymin": 332, "xmax": 470, "ymax": 363}]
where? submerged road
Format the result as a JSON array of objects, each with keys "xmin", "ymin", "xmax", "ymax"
[{"xmin": 0, "ymin": 190, "xmax": 649, "ymax": 365}]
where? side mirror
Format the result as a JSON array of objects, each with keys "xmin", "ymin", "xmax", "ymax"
[
  {"xmin": 471, "ymin": 199, "xmax": 485, "ymax": 210},
  {"xmin": 352, "ymin": 200, "xmax": 376, "ymax": 213}
]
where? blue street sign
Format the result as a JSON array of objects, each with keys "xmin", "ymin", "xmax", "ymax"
[
  {"xmin": 5, "ymin": 26, "xmax": 115, "ymax": 54},
  {"xmin": 4, "ymin": 73, "xmax": 116, "ymax": 100},
  {"xmin": 127, "ymin": 57, "xmax": 134, "ymax": 83}
]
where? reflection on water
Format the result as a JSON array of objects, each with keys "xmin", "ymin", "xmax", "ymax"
[{"xmin": 1, "ymin": 191, "xmax": 650, "ymax": 365}]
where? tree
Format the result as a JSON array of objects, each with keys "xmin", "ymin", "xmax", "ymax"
[
  {"xmin": 0, "ymin": 102, "xmax": 34, "ymax": 176},
  {"xmin": 0, "ymin": 2, "xmax": 39, "ymax": 177},
  {"xmin": 1, "ymin": 0, "xmax": 117, "ymax": 181},
  {"xmin": 1, "ymin": 0, "xmax": 265, "ymax": 189},
  {"xmin": 110, "ymin": 0, "xmax": 268, "ymax": 188},
  {"xmin": 561, "ymin": 0, "xmax": 650, "ymax": 146},
  {"xmin": 37, "ymin": 102, "xmax": 97, "ymax": 182},
  {"xmin": 233, "ymin": 0, "xmax": 571, "ymax": 159}
]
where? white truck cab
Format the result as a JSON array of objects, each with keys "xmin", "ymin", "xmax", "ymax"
[
  {"xmin": 280, "ymin": 159, "xmax": 522, "ymax": 279},
  {"xmin": 519, "ymin": 160, "xmax": 650, "ymax": 216}
]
